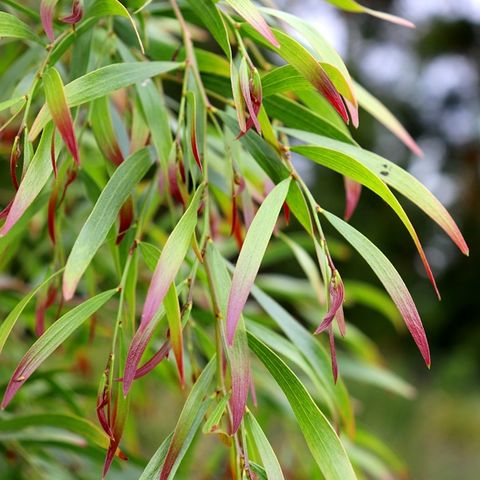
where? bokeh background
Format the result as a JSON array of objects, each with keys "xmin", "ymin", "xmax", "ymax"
[{"xmin": 280, "ymin": 0, "xmax": 480, "ymax": 478}]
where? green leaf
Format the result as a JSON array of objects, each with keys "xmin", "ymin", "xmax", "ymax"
[
  {"xmin": 0, "ymin": 413, "xmax": 111, "ymax": 450},
  {"xmin": 292, "ymin": 144, "xmax": 440, "ymax": 297},
  {"xmin": 0, "ymin": 269, "xmax": 63, "ymax": 353},
  {"xmin": 159, "ymin": 359, "xmax": 216, "ymax": 480},
  {"xmin": 322, "ymin": 210, "xmax": 431, "ymax": 367},
  {"xmin": 0, "ymin": 11, "xmax": 40, "ymax": 42},
  {"xmin": 202, "ymin": 395, "xmax": 229, "ymax": 434},
  {"xmin": 241, "ymin": 24, "xmax": 348, "ymax": 122},
  {"xmin": 139, "ymin": 433, "xmax": 173, "ymax": 480},
  {"xmin": 30, "ymin": 62, "xmax": 181, "ymax": 140},
  {"xmin": 261, "ymin": 8, "xmax": 356, "ymax": 107},
  {"xmin": 63, "ymin": 148, "xmax": 153, "ymax": 300},
  {"xmin": 140, "ymin": 184, "xmax": 205, "ymax": 327},
  {"xmin": 248, "ymin": 334, "xmax": 357, "ymax": 480},
  {"xmin": 1, "ymin": 289, "xmax": 118, "ymax": 408},
  {"xmin": 186, "ymin": 0, "xmax": 230, "ymax": 57},
  {"xmin": 245, "ymin": 411, "xmax": 285, "ymax": 480},
  {"xmin": 0, "ymin": 123, "xmax": 57, "ymax": 237},
  {"xmin": 283, "ymin": 129, "xmax": 468, "ymax": 256},
  {"xmin": 227, "ymin": 178, "xmax": 291, "ymax": 344},
  {"xmin": 123, "ymin": 185, "xmax": 206, "ymax": 395},
  {"xmin": 164, "ymin": 282, "xmax": 184, "ymax": 385},
  {"xmin": 86, "ymin": 0, "xmax": 144, "ymax": 53},
  {"xmin": 263, "ymin": 94, "xmax": 353, "ymax": 144},
  {"xmin": 139, "ymin": 241, "xmax": 161, "ymax": 271},
  {"xmin": 221, "ymin": 111, "xmax": 313, "ymax": 235},
  {"xmin": 324, "ymin": 0, "xmax": 415, "ymax": 28},
  {"xmin": 249, "ymin": 284, "xmax": 354, "ymax": 434},
  {"xmin": 136, "ymin": 78, "xmax": 173, "ymax": 167},
  {"xmin": 204, "ymin": 242, "xmax": 251, "ymax": 433},
  {"xmin": 226, "ymin": 0, "xmax": 279, "ymax": 47},
  {"xmin": 0, "ymin": 95, "xmax": 25, "ymax": 113},
  {"xmin": 90, "ymin": 96, "xmax": 124, "ymax": 165},
  {"xmin": 43, "ymin": 67, "xmax": 79, "ymax": 165}
]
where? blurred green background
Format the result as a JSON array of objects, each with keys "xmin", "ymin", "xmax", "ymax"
[{"xmin": 280, "ymin": 0, "xmax": 480, "ymax": 478}]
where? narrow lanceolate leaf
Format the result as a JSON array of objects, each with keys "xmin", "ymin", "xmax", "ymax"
[
  {"xmin": 141, "ymin": 185, "xmax": 205, "ymax": 327},
  {"xmin": 139, "ymin": 433, "xmax": 173, "ymax": 480},
  {"xmin": 245, "ymin": 412, "xmax": 285, "ymax": 480},
  {"xmin": 226, "ymin": 0, "xmax": 279, "ymax": 48},
  {"xmin": 43, "ymin": 67, "xmax": 79, "ymax": 165},
  {"xmin": 0, "ymin": 270, "xmax": 63, "ymax": 353},
  {"xmin": 0, "ymin": 12, "xmax": 39, "ymax": 42},
  {"xmin": 354, "ymin": 81, "xmax": 422, "ymax": 156},
  {"xmin": 30, "ymin": 62, "xmax": 181, "ymax": 140},
  {"xmin": 248, "ymin": 334, "xmax": 357, "ymax": 480},
  {"xmin": 344, "ymin": 177, "xmax": 362, "ymax": 221},
  {"xmin": 159, "ymin": 359, "xmax": 215, "ymax": 480},
  {"xmin": 231, "ymin": 56, "xmax": 247, "ymax": 133},
  {"xmin": 0, "ymin": 96, "xmax": 26, "ymax": 113},
  {"xmin": 323, "ymin": 210, "xmax": 430, "ymax": 367},
  {"xmin": 292, "ymin": 145, "xmax": 440, "ymax": 298},
  {"xmin": 1, "ymin": 289, "xmax": 117, "ymax": 409},
  {"xmin": 242, "ymin": 25, "xmax": 348, "ymax": 123},
  {"xmin": 239, "ymin": 58, "xmax": 262, "ymax": 135},
  {"xmin": 185, "ymin": 0, "xmax": 230, "ymax": 57},
  {"xmin": 90, "ymin": 96, "xmax": 124, "ymax": 166},
  {"xmin": 164, "ymin": 283, "xmax": 184, "ymax": 385},
  {"xmin": 205, "ymin": 242, "xmax": 251, "ymax": 433},
  {"xmin": 0, "ymin": 123, "xmax": 57, "ymax": 237},
  {"xmin": 135, "ymin": 78, "xmax": 172, "ymax": 168},
  {"xmin": 123, "ymin": 186, "xmax": 205, "ymax": 396},
  {"xmin": 227, "ymin": 178, "xmax": 291, "ymax": 344},
  {"xmin": 186, "ymin": 91, "xmax": 203, "ymax": 171},
  {"xmin": 86, "ymin": 0, "xmax": 144, "ymax": 53},
  {"xmin": 63, "ymin": 149, "xmax": 153, "ymax": 300},
  {"xmin": 0, "ymin": 413, "xmax": 111, "ymax": 451},
  {"xmin": 283, "ymin": 129, "xmax": 469, "ymax": 255},
  {"xmin": 324, "ymin": 0, "xmax": 415, "ymax": 28},
  {"xmin": 40, "ymin": 0, "xmax": 58, "ymax": 41},
  {"xmin": 122, "ymin": 306, "xmax": 165, "ymax": 393},
  {"xmin": 250, "ymin": 284, "xmax": 355, "ymax": 433},
  {"xmin": 261, "ymin": 8, "xmax": 357, "ymax": 109}
]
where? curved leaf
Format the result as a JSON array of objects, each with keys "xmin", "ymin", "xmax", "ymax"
[
  {"xmin": 159, "ymin": 359, "xmax": 215, "ymax": 480},
  {"xmin": 0, "ymin": 413, "xmax": 111, "ymax": 450},
  {"xmin": 227, "ymin": 178, "xmax": 291, "ymax": 344},
  {"xmin": 248, "ymin": 333, "xmax": 357, "ymax": 480},
  {"xmin": 283, "ymin": 129, "xmax": 468, "ymax": 255},
  {"xmin": 245, "ymin": 411, "xmax": 285, "ymax": 480},
  {"xmin": 292, "ymin": 144, "xmax": 440, "ymax": 298},
  {"xmin": 63, "ymin": 148, "xmax": 153, "ymax": 300},
  {"xmin": 0, "ymin": 11, "xmax": 39, "ymax": 42},
  {"xmin": 0, "ymin": 269, "xmax": 63, "ymax": 353},
  {"xmin": 0, "ymin": 123, "xmax": 57, "ymax": 237},
  {"xmin": 1, "ymin": 289, "xmax": 117, "ymax": 409},
  {"xmin": 226, "ymin": 0, "xmax": 279, "ymax": 48},
  {"xmin": 44, "ymin": 67, "xmax": 79, "ymax": 165},
  {"xmin": 123, "ymin": 185, "xmax": 205, "ymax": 395},
  {"xmin": 186, "ymin": 0, "xmax": 230, "ymax": 57},
  {"xmin": 324, "ymin": 0, "xmax": 415, "ymax": 28},
  {"xmin": 322, "ymin": 210, "xmax": 430, "ymax": 367},
  {"xmin": 30, "ymin": 62, "xmax": 181, "ymax": 140}
]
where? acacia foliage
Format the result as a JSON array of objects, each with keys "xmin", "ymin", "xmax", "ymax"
[{"xmin": 0, "ymin": 0, "xmax": 468, "ymax": 479}]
